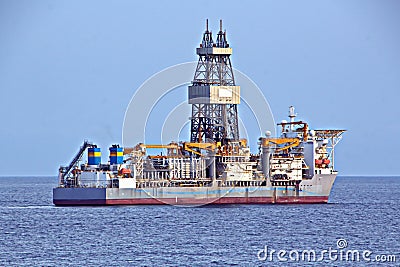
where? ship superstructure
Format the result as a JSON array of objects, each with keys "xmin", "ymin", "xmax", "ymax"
[{"xmin": 53, "ymin": 20, "xmax": 345, "ymax": 205}]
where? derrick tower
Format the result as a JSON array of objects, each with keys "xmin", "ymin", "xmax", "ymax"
[{"xmin": 188, "ymin": 19, "xmax": 240, "ymax": 144}]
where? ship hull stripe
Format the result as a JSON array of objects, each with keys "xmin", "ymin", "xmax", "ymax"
[{"xmin": 53, "ymin": 196, "xmax": 328, "ymax": 206}]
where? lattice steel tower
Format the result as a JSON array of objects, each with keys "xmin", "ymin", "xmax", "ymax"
[{"xmin": 188, "ymin": 19, "xmax": 240, "ymax": 143}]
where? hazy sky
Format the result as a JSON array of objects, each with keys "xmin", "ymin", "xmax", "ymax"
[{"xmin": 1, "ymin": 0, "xmax": 399, "ymax": 176}]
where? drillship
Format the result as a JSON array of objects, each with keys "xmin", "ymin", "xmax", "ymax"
[{"xmin": 53, "ymin": 20, "xmax": 345, "ymax": 206}]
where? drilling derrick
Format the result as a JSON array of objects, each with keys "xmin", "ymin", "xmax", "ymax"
[{"xmin": 189, "ymin": 19, "xmax": 240, "ymax": 144}]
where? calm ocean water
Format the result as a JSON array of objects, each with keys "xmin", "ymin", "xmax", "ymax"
[{"xmin": 0, "ymin": 176, "xmax": 399, "ymax": 266}]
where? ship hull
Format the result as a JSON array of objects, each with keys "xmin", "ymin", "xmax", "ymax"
[{"xmin": 53, "ymin": 174, "xmax": 336, "ymax": 206}]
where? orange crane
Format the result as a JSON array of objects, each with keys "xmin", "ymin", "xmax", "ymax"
[{"xmin": 261, "ymin": 138, "xmax": 300, "ymax": 152}]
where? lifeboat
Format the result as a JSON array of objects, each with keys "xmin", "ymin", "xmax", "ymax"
[
  {"xmin": 120, "ymin": 168, "xmax": 131, "ymax": 174},
  {"xmin": 315, "ymin": 159, "xmax": 323, "ymax": 165},
  {"xmin": 322, "ymin": 159, "xmax": 330, "ymax": 165}
]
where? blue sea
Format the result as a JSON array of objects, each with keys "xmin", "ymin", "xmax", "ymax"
[{"xmin": 0, "ymin": 176, "xmax": 399, "ymax": 266}]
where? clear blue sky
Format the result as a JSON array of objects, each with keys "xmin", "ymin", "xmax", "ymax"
[{"xmin": 0, "ymin": 0, "xmax": 399, "ymax": 176}]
